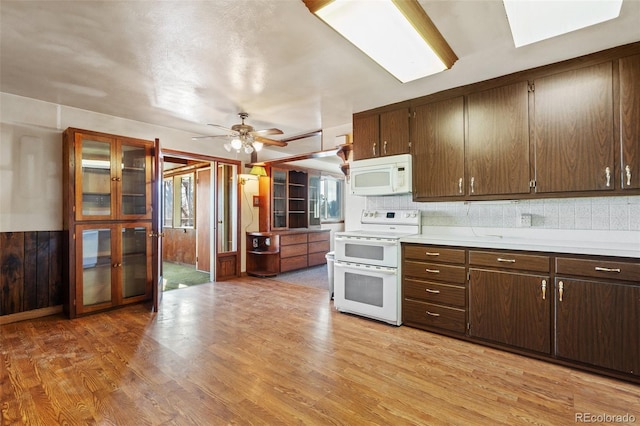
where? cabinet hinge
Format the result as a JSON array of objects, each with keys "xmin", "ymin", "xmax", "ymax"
[
  {"xmin": 73, "ymin": 298, "xmax": 76, "ymax": 306},
  {"xmin": 529, "ymin": 180, "xmax": 537, "ymax": 188},
  {"xmin": 413, "ymin": 111, "xmax": 416, "ymax": 119},
  {"xmin": 528, "ymin": 82, "xmax": 535, "ymax": 92},
  {"xmin": 73, "ymin": 205, "xmax": 76, "ymax": 212},
  {"xmin": 73, "ymin": 233, "xmax": 76, "ymax": 240},
  {"xmin": 467, "ymin": 271, "xmax": 470, "ymax": 281},
  {"xmin": 467, "ymin": 322, "xmax": 471, "ymax": 331}
]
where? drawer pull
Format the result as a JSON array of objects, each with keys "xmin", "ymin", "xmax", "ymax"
[
  {"xmin": 497, "ymin": 258, "xmax": 516, "ymax": 263},
  {"xmin": 541, "ymin": 279, "xmax": 546, "ymax": 300},
  {"xmin": 594, "ymin": 266, "xmax": 621, "ymax": 273},
  {"xmin": 425, "ymin": 288, "xmax": 440, "ymax": 294},
  {"xmin": 425, "ymin": 268, "xmax": 440, "ymax": 273},
  {"xmin": 558, "ymin": 281, "xmax": 564, "ymax": 302},
  {"xmin": 426, "ymin": 311, "xmax": 440, "ymax": 317},
  {"xmin": 425, "ymin": 252, "xmax": 440, "ymax": 256}
]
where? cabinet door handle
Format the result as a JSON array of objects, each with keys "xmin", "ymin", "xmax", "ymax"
[
  {"xmin": 625, "ymin": 165, "xmax": 632, "ymax": 186},
  {"xmin": 426, "ymin": 311, "xmax": 440, "ymax": 317},
  {"xmin": 425, "ymin": 268, "xmax": 440, "ymax": 273},
  {"xmin": 470, "ymin": 177, "xmax": 475, "ymax": 194},
  {"xmin": 425, "ymin": 252, "xmax": 440, "ymax": 256},
  {"xmin": 383, "ymin": 140, "xmax": 387, "ymax": 155},
  {"xmin": 605, "ymin": 166, "xmax": 611, "ymax": 187},
  {"xmin": 458, "ymin": 178, "xmax": 463, "ymax": 194},
  {"xmin": 372, "ymin": 142, "xmax": 377, "ymax": 157},
  {"xmin": 497, "ymin": 257, "xmax": 516, "ymax": 263},
  {"xmin": 558, "ymin": 281, "xmax": 564, "ymax": 302},
  {"xmin": 594, "ymin": 266, "xmax": 621, "ymax": 273},
  {"xmin": 425, "ymin": 288, "xmax": 440, "ymax": 294},
  {"xmin": 541, "ymin": 279, "xmax": 546, "ymax": 300}
]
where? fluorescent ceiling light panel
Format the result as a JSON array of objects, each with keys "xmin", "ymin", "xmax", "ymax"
[
  {"xmin": 305, "ymin": 0, "xmax": 457, "ymax": 83},
  {"xmin": 503, "ymin": 0, "xmax": 623, "ymax": 47}
]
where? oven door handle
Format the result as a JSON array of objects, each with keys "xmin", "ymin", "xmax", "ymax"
[
  {"xmin": 334, "ymin": 237, "xmax": 398, "ymax": 246},
  {"xmin": 334, "ymin": 261, "xmax": 397, "ymax": 275}
]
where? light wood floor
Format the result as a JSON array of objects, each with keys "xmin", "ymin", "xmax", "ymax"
[{"xmin": 2, "ymin": 277, "xmax": 638, "ymax": 425}]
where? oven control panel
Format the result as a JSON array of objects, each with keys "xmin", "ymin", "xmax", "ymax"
[{"xmin": 360, "ymin": 209, "xmax": 420, "ymax": 225}]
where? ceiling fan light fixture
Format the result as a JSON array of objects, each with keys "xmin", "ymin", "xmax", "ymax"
[
  {"xmin": 223, "ymin": 143, "xmax": 232, "ymax": 152},
  {"xmin": 231, "ymin": 138, "xmax": 243, "ymax": 150},
  {"xmin": 244, "ymin": 144, "xmax": 254, "ymax": 154},
  {"xmin": 252, "ymin": 141, "xmax": 264, "ymax": 152},
  {"xmin": 302, "ymin": 0, "xmax": 457, "ymax": 83}
]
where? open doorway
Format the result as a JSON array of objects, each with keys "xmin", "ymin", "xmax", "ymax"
[{"xmin": 161, "ymin": 151, "xmax": 241, "ymax": 291}]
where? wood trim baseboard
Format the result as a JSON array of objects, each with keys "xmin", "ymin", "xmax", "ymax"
[{"xmin": 0, "ymin": 306, "xmax": 63, "ymax": 325}]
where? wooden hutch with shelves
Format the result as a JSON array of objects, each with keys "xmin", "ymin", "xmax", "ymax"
[
  {"xmin": 247, "ymin": 164, "xmax": 331, "ymax": 277},
  {"xmin": 62, "ymin": 128, "xmax": 156, "ymax": 318}
]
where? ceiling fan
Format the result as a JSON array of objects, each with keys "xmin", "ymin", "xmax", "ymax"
[{"xmin": 192, "ymin": 112, "xmax": 288, "ymax": 153}]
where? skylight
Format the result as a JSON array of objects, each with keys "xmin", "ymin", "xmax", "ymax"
[{"xmin": 503, "ymin": 0, "xmax": 623, "ymax": 47}]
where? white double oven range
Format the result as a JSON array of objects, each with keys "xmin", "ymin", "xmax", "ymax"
[{"xmin": 333, "ymin": 209, "xmax": 421, "ymax": 326}]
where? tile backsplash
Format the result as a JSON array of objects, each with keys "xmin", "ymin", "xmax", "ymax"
[{"xmin": 366, "ymin": 195, "xmax": 640, "ymax": 231}]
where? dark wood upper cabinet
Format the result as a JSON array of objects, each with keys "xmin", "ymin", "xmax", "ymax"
[
  {"xmin": 533, "ymin": 62, "xmax": 614, "ymax": 193},
  {"xmin": 352, "ymin": 107, "xmax": 410, "ymax": 160},
  {"xmin": 412, "ymin": 97, "xmax": 465, "ymax": 199},
  {"xmin": 467, "ymin": 81, "xmax": 531, "ymax": 197},
  {"xmin": 352, "ymin": 113, "xmax": 379, "ymax": 161},
  {"xmin": 619, "ymin": 54, "xmax": 640, "ymax": 190},
  {"xmin": 379, "ymin": 108, "xmax": 410, "ymax": 157},
  {"xmin": 555, "ymin": 278, "xmax": 640, "ymax": 376}
]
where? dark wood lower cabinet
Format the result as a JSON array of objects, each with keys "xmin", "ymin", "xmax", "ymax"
[
  {"xmin": 555, "ymin": 278, "xmax": 640, "ymax": 376},
  {"xmin": 403, "ymin": 242, "xmax": 640, "ymax": 384},
  {"xmin": 469, "ymin": 269, "xmax": 550, "ymax": 354}
]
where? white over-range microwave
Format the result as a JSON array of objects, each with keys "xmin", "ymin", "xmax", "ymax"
[{"xmin": 350, "ymin": 153, "xmax": 412, "ymax": 196}]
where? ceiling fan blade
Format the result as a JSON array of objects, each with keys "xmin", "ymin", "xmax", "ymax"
[
  {"xmin": 255, "ymin": 135, "xmax": 288, "ymax": 147},
  {"xmin": 191, "ymin": 134, "xmax": 230, "ymax": 140},
  {"xmin": 250, "ymin": 128, "xmax": 284, "ymax": 136},
  {"xmin": 207, "ymin": 123, "xmax": 236, "ymax": 133}
]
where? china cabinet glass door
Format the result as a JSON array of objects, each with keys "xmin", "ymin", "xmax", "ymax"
[
  {"xmin": 272, "ymin": 169, "xmax": 287, "ymax": 229},
  {"xmin": 121, "ymin": 224, "xmax": 150, "ymax": 299},
  {"xmin": 80, "ymin": 226, "xmax": 113, "ymax": 309},
  {"xmin": 79, "ymin": 136, "xmax": 114, "ymax": 219},
  {"xmin": 121, "ymin": 144, "xmax": 148, "ymax": 217}
]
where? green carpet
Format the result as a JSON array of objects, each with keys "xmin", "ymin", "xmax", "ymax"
[{"xmin": 162, "ymin": 262, "xmax": 211, "ymax": 291}]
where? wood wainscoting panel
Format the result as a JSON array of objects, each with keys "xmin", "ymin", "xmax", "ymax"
[{"xmin": 0, "ymin": 231, "xmax": 63, "ymax": 318}]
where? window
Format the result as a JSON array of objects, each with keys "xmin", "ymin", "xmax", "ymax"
[
  {"xmin": 162, "ymin": 172, "xmax": 195, "ymax": 228},
  {"xmin": 163, "ymin": 178, "xmax": 173, "ymax": 228},
  {"xmin": 179, "ymin": 174, "xmax": 194, "ymax": 227},
  {"xmin": 320, "ymin": 176, "xmax": 344, "ymax": 222}
]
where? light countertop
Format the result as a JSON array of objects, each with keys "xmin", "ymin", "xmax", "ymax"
[{"xmin": 400, "ymin": 226, "xmax": 640, "ymax": 258}]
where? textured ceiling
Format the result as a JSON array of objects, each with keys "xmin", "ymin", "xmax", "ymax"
[{"xmin": 2, "ymin": 0, "xmax": 640, "ymax": 154}]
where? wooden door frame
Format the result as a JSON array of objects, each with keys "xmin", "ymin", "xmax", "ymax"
[{"xmin": 161, "ymin": 149, "xmax": 242, "ymax": 281}]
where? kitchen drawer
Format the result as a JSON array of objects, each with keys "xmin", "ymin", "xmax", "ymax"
[
  {"xmin": 404, "ymin": 278, "xmax": 466, "ymax": 308},
  {"xmin": 556, "ymin": 257, "xmax": 640, "ymax": 282},
  {"xmin": 280, "ymin": 243, "xmax": 307, "ymax": 258},
  {"xmin": 280, "ymin": 255, "xmax": 308, "ymax": 272},
  {"xmin": 403, "ymin": 260, "xmax": 466, "ymax": 284},
  {"xmin": 469, "ymin": 250, "xmax": 549, "ymax": 273},
  {"xmin": 308, "ymin": 251, "xmax": 328, "ymax": 267},
  {"xmin": 309, "ymin": 240, "xmax": 330, "ymax": 254},
  {"xmin": 280, "ymin": 233, "xmax": 308, "ymax": 245},
  {"xmin": 403, "ymin": 299, "xmax": 466, "ymax": 334},
  {"xmin": 308, "ymin": 231, "xmax": 330, "ymax": 242},
  {"xmin": 404, "ymin": 244, "xmax": 465, "ymax": 264}
]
